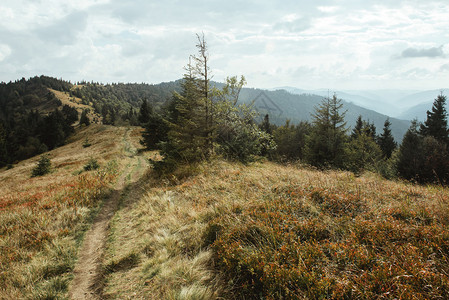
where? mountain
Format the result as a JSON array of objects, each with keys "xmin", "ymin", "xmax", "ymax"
[
  {"xmin": 276, "ymin": 86, "xmax": 448, "ymax": 122},
  {"xmin": 238, "ymin": 88, "xmax": 409, "ymax": 142},
  {"xmin": 395, "ymin": 90, "xmax": 449, "ymax": 121},
  {"xmin": 397, "ymin": 101, "xmax": 432, "ymax": 121},
  {"xmin": 273, "ymin": 87, "xmax": 414, "ymax": 117}
]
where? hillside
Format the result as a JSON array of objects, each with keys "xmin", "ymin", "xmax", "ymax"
[
  {"xmin": 1, "ymin": 124, "xmax": 448, "ymax": 298},
  {"xmin": 85, "ymin": 159, "xmax": 449, "ymax": 298},
  {"xmin": 0, "ymin": 124, "xmax": 149, "ymax": 299}
]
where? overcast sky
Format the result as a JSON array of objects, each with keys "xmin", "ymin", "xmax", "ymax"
[{"xmin": 1, "ymin": 0, "xmax": 448, "ymax": 90}]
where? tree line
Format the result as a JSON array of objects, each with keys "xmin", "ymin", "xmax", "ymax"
[
  {"xmin": 0, "ymin": 76, "xmax": 79, "ymax": 167},
  {"xmin": 139, "ymin": 35, "xmax": 449, "ymax": 184}
]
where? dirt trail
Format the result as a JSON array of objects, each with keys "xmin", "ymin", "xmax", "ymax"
[{"xmin": 69, "ymin": 128, "xmax": 148, "ymax": 300}]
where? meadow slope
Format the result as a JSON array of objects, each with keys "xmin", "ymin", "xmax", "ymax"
[
  {"xmin": 0, "ymin": 125, "xmax": 148, "ymax": 299},
  {"xmin": 101, "ymin": 160, "xmax": 449, "ymax": 299},
  {"xmin": 1, "ymin": 127, "xmax": 448, "ymax": 299}
]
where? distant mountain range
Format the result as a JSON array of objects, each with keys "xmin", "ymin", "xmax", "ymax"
[
  {"xmin": 237, "ymin": 88, "xmax": 410, "ymax": 142},
  {"xmin": 274, "ymin": 86, "xmax": 447, "ymax": 122}
]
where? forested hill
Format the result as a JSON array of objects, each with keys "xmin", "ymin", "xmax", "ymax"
[
  {"xmin": 0, "ymin": 75, "xmax": 409, "ymax": 167},
  {"xmin": 0, "ymin": 76, "xmax": 181, "ymax": 166}
]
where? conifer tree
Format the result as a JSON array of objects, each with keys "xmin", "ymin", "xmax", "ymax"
[
  {"xmin": 138, "ymin": 99, "xmax": 152, "ymax": 125},
  {"xmin": 305, "ymin": 94, "xmax": 347, "ymax": 168},
  {"xmin": 378, "ymin": 118, "xmax": 396, "ymax": 159},
  {"xmin": 420, "ymin": 93, "xmax": 449, "ymax": 144},
  {"xmin": 141, "ymin": 112, "xmax": 167, "ymax": 150},
  {"xmin": 396, "ymin": 120, "xmax": 424, "ymax": 182},
  {"xmin": 260, "ymin": 114, "xmax": 272, "ymax": 134},
  {"xmin": 351, "ymin": 115, "xmax": 363, "ymax": 139},
  {"xmin": 0, "ymin": 123, "xmax": 7, "ymax": 167},
  {"xmin": 79, "ymin": 109, "xmax": 90, "ymax": 126},
  {"xmin": 164, "ymin": 57, "xmax": 210, "ymax": 163}
]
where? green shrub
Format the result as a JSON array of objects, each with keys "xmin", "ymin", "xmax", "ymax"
[
  {"xmin": 82, "ymin": 137, "xmax": 91, "ymax": 148},
  {"xmin": 83, "ymin": 158, "xmax": 99, "ymax": 171},
  {"xmin": 31, "ymin": 154, "xmax": 51, "ymax": 177}
]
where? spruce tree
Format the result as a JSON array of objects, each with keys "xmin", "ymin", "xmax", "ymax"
[
  {"xmin": 420, "ymin": 93, "xmax": 449, "ymax": 144},
  {"xmin": 141, "ymin": 112, "xmax": 167, "ymax": 150},
  {"xmin": 260, "ymin": 114, "xmax": 272, "ymax": 134},
  {"xmin": 0, "ymin": 123, "xmax": 7, "ymax": 167},
  {"xmin": 79, "ymin": 109, "xmax": 90, "ymax": 126},
  {"xmin": 164, "ymin": 58, "xmax": 210, "ymax": 163},
  {"xmin": 351, "ymin": 115, "xmax": 363, "ymax": 139},
  {"xmin": 396, "ymin": 120, "xmax": 424, "ymax": 182},
  {"xmin": 138, "ymin": 99, "xmax": 152, "ymax": 125},
  {"xmin": 378, "ymin": 118, "xmax": 396, "ymax": 159},
  {"xmin": 305, "ymin": 94, "xmax": 347, "ymax": 168}
]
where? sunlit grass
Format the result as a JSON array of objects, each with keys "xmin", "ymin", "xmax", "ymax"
[
  {"xmin": 102, "ymin": 159, "xmax": 449, "ymax": 299},
  {"xmin": 0, "ymin": 125, "xmax": 138, "ymax": 299}
]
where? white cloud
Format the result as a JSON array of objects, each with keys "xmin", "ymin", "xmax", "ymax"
[
  {"xmin": 1, "ymin": 0, "xmax": 449, "ymax": 90},
  {"xmin": 0, "ymin": 44, "xmax": 11, "ymax": 62}
]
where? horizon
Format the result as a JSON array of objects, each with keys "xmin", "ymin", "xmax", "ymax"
[{"xmin": 1, "ymin": 1, "xmax": 449, "ymax": 91}]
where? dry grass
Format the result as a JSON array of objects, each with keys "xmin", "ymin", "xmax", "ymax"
[
  {"xmin": 49, "ymin": 88, "xmax": 102, "ymax": 123},
  {"xmin": 0, "ymin": 125, "xmax": 142, "ymax": 299},
  {"xmin": 101, "ymin": 159, "xmax": 449, "ymax": 299}
]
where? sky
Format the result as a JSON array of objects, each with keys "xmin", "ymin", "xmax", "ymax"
[{"xmin": 0, "ymin": 0, "xmax": 449, "ymax": 90}]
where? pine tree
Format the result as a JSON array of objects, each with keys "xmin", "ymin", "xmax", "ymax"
[
  {"xmin": 138, "ymin": 99, "xmax": 152, "ymax": 125},
  {"xmin": 420, "ymin": 93, "xmax": 449, "ymax": 144},
  {"xmin": 346, "ymin": 132, "xmax": 382, "ymax": 173},
  {"xmin": 260, "ymin": 114, "xmax": 272, "ymax": 134},
  {"xmin": 31, "ymin": 154, "xmax": 51, "ymax": 177},
  {"xmin": 192, "ymin": 33, "xmax": 214, "ymax": 153},
  {"xmin": 396, "ymin": 120, "xmax": 424, "ymax": 182},
  {"xmin": 164, "ymin": 58, "xmax": 210, "ymax": 163},
  {"xmin": 79, "ymin": 109, "xmax": 90, "ymax": 126},
  {"xmin": 351, "ymin": 115, "xmax": 363, "ymax": 139},
  {"xmin": 141, "ymin": 112, "xmax": 167, "ymax": 150},
  {"xmin": 378, "ymin": 118, "xmax": 396, "ymax": 159},
  {"xmin": 0, "ymin": 123, "xmax": 7, "ymax": 167},
  {"xmin": 305, "ymin": 94, "xmax": 347, "ymax": 168}
]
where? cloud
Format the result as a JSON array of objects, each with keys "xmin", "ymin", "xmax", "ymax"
[
  {"xmin": 0, "ymin": 44, "xmax": 11, "ymax": 62},
  {"xmin": 2, "ymin": 1, "xmax": 449, "ymax": 90},
  {"xmin": 34, "ymin": 11, "xmax": 88, "ymax": 45},
  {"xmin": 273, "ymin": 16, "xmax": 311, "ymax": 33},
  {"xmin": 400, "ymin": 46, "xmax": 445, "ymax": 58}
]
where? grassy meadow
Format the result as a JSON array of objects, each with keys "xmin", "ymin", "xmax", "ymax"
[
  {"xmin": 101, "ymin": 160, "xmax": 449, "ymax": 299},
  {"xmin": 0, "ymin": 125, "xmax": 142, "ymax": 299},
  {"xmin": 1, "ymin": 126, "xmax": 448, "ymax": 299}
]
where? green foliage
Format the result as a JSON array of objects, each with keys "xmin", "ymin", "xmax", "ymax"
[
  {"xmin": 138, "ymin": 99, "xmax": 152, "ymax": 125},
  {"xmin": 420, "ymin": 93, "xmax": 449, "ymax": 144},
  {"xmin": 346, "ymin": 132, "xmax": 383, "ymax": 174},
  {"xmin": 215, "ymin": 78, "xmax": 276, "ymax": 163},
  {"xmin": 420, "ymin": 136, "xmax": 449, "ymax": 184},
  {"xmin": 0, "ymin": 76, "xmax": 78, "ymax": 165},
  {"xmin": 378, "ymin": 118, "xmax": 397, "ymax": 159},
  {"xmin": 82, "ymin": 137, "xmax": 91, "ymax": 148},
  {"xmin": 31, "ymin": 154, "xmax": 51, "ymax": 177},
  {"xmin": 304, "ymin": 94, "xmax": 347, "ymax": 168},
  {"xmin": 396, "ymin": 120, "xmax": 424, "ymax": 182},
  {"xmin": 83, "ymin": 158, "xmax": 100, "ymax": 171},
  {"xmin": 140, "ymin": 112, "xmax": 168, "ymax": 150},
  {"xmin": 79, "ymin": 109, "xmax": 90, "ymax": 126},
  {"xmin": 155, "ymin": 36, "xmax": 275, "ymax": 171},
  {"xmin": 397, "ymin": 105, "xmax": 449, "ymax": 184},
  {"xmin": 271, "ymin": 120, "xmax": 311, "ymax": 161},
  {"xmin": 0, "ymin": 123, "xmax": 7, "ymax": 167}
]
